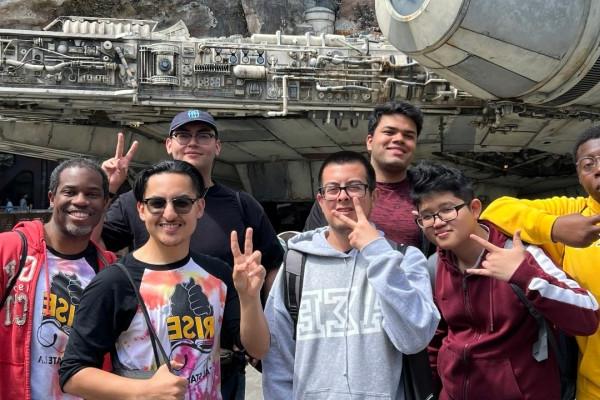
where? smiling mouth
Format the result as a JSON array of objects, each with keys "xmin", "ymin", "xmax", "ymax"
[
  {"xmin": 159, "ymin": 222, "xmax": 183, "ymax": 229},
  {"xmin": 67, "ymin": 210, "xmax": 92, "ymax": 219}
]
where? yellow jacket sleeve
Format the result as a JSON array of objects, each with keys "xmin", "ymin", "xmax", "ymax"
[{"xmin": 480, "ymin": 196, "xmax": 587, "ymax": 264}]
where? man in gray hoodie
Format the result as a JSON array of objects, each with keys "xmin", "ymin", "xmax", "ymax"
[{"xmin": 262, "ymin": 151, "xmax": 440, "ymax": 399}]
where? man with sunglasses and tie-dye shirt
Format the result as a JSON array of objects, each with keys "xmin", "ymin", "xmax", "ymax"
[{"xmin": 60, "ymin": 160, "xmax": 270, "ymax": 400}]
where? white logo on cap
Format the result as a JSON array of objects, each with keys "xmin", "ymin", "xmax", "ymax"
[{"xmin": 188, "ymin": 110, "xmax": 200, "ymax": 119}]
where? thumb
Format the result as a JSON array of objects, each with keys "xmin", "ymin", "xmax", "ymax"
[
  {"xmin": 168, "ymin": 360, "xmax": 184, "ymax": 371},
  {"xmin": 512, "ymin": 230, "xmax": 524, "ymax": 248},
  {"xmin": 589, "ymin": 214, "xmax": 600, "ymax": 224}
]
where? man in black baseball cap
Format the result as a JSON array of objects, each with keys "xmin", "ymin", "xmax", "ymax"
[
  {"xmin": 169, "ymin": 109, "xmax": 219, "ymax": 135},
  {"xmin": 99, "ymin": 109, "xmax": 284, "ymax": 400}
]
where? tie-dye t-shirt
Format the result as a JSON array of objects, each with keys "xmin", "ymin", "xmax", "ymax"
[
  {"xmin": 59, "ymin": 252, "xmax": 240, "ymax": 400},
  {"xmin": 31, "ymin": 245, "xmax": 100, "ymax": 400}
]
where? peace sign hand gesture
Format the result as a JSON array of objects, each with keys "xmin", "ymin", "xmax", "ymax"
[
  {"xmin": 230, "ymin": 228, "xmax": 266, "ymax": 300},
  {"xmin": 331, "ymin": 197, "xmax": 380, "ymax": 251},
  {"xmin": 101, "ymin": 132, "xmax": 139, "ymax": 193},
  {"xmin": 467, "ymin": 230, "xmax": 526, "ymax": 282}
]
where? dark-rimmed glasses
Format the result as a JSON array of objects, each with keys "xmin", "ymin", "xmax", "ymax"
[
  {"xmin": 415, "ymin": 203, "xmax": 467, "ymax": 228},
  {"xmin": 576, "ymin": 155, "xmax": 600, "ymax": 175},
  {"xmin": 318, "ymin": 183, "xmax": 369, "ymax": 201},
  {"xmin": 170, "ymin": 131, "xmax": 216, "ymax": 146},
  {"xmin": 142, "ymin": 196, "xmax": 200, "ymax": 215}
]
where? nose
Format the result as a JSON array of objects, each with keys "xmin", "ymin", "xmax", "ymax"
[
  {"xmin": 337, "ymin": 187, "xmax": 351, "ymax": 201},
  {"xmin": 432, "ymin": 214, "xmax": 446, "ymax": 228},
  {"xmin": 71, "ymin": 192, "xmax": 90, "ymax": 205},
  {"xmin": 390, "ymin": 132, "xmax": 406, "ymax": 143},
  {"xmin": 162, "ymin": 200, "xmax": 179, "ymax": 219}
]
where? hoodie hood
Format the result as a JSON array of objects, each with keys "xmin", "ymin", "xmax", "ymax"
[{"xmin": 13, "ymin": 219, "xmax": 46, "ymax": 254}]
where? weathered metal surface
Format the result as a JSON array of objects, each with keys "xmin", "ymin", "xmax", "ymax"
[
  {"xmin": 1, "ymin": 3, "xmax": 599, "ymax": 201},
  {"xmin": 376, "ymin": 0, "xmax": 600, "ymax": 107}
]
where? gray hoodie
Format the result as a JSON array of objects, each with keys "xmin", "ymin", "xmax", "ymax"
[{"xmin": 262, "ymin": 227, "xmax": 440, "ymax": 400}]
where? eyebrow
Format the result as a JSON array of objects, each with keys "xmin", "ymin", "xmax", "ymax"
[
  {"xmin": 420, "ymin": 202, "xmax": 457, "ymax": 213},
  {"xmin": 381, "ymin": 125, "xmax": 416, "ymax": 134}
]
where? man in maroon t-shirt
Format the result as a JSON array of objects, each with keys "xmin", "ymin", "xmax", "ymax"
[{"xmin": 304, "ymin": 101, "xmax": 430, "ymax": 253}]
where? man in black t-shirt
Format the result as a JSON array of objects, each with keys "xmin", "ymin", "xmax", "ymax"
[
  {"xmin": 99, "ymin": 111, "xmax": 283, "ymax": 399},
  {"xmin": 60, "ymin": 160, "xmax": 270, "ymax": 400}
]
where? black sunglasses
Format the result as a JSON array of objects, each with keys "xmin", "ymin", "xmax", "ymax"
[{"xmin": 142, "ymin": 196, "xmax": 199, "ymax": 215}]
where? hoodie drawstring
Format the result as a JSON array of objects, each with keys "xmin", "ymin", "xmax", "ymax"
[{"xmin": 489, "ymin": 278, "xmax": 495, "ymax": 332}]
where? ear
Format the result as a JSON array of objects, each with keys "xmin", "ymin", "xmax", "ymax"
[
  {"xmin": 316, "ymin": 192, "xmax": 326, "ymax": 211},
  {"xmin": 165, "ymin": 137, "xmax": 174, "ymax": 156},
  {"xmin": 47, "ymin": 191, "xmax": 54, "ymax": 208},
  {"xmin": 195, "ymin": 198, "xmax": 205, "ymax": 220},
  {"xmin": 136, "ymin": 201, "xmax": 147, "ymax": 222},
  {"xmin": 371, "ymin": 187, "xmax": 379, "ymax": 203},
  {"xmin": 214, "ymin": 139, "xmax": 222, "ymax": 157},
  {"xmin": 470, "ymin": 198, "xmax": 483, "ymax": 219},
  {"xmin": 366, "ymin": 134, "xmax": 374, "ymax": 152}
]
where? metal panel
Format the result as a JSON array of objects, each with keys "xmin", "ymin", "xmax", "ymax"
[
  {"xmin": 442, "ymin": 116, "xmax": 476, "ymax": 152},
  {"xmin": 448, "ymin": 28, "xmax": 559, "ymax": 81},
  {"xmin": 287, "ymin": 161, "xmax": 314, "ymax": 200},
  {"xmin": 248, "ymin": 162, "xmax": 288, "ymax": 201},
  {"xmin": 425, "ymin": 43, "xmax": 469, "ymax": 67},
  {"xmin": 258, "ymin": 119, "xmax": 337, "ymax": 147},
  {"xmin": 449, "ymin": 56, "xmax": 536, "ymax": 98},
  {"xmin": 462, "ymin": 0, "xmax": 587, "ymax": 59},
  {"xmin": 219, "ymin": 143, "xmax": 261, "ymax": 163},
  {"xmin": 233, "ymin": 140, "xmax": 301, "ymax": 160}
]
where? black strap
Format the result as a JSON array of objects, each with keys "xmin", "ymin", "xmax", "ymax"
[
  {"xmin": 1, "ymin": 230, "xmax": 28, "ymax": 309},
  {"xmin": 283, "ymin": 248, "xmax": 306, "ymax": 340},
  {"xmin": 116, "ymin": 262, "xmax": 172, "ymax": 372},
  {"xmin": 235, "ymin": 191, "xmax": 248, "ymax": 228},
  {"xmin": 510, "ymin": 283, "xmax": 563, "ymax": 368}
]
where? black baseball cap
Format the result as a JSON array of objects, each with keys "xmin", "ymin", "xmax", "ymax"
[{"xmin": 169, "ymin": 110, "xmax": 218, "ymax": 137}]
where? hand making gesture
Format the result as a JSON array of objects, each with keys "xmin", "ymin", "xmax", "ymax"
[
  {"xmin": 230, "ymin": 228, "xmax": 266, "ymax": 300},
  {"xmin": 467, "ymin": 230, "xmax": 527, "ymax": 281},
  {"xmin": 101, "ymin": 132, "xmax": 139, "ymax": 193},
  {"xmin": 332, "ymin": 197, "xmax": 380, "ymax": 251}
]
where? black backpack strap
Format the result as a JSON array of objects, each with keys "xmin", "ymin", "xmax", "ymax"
[
  {"xmin": 235, "ymin": 191, "xmax": 248, "ymax": 228},
  {"xmin": 116, "ymin": 262, "xmax": 171, "ymax": 372},
  {"xmin": 1, "ymin": 230, "xmax": 28, "ymax": 309},
  {"xmin": 283, "ymin": 248, "xmax": 306, "ymax": 341},
  {"xmin": 509, "ymin": 283, "xmax": 562, "ymax": 365}
]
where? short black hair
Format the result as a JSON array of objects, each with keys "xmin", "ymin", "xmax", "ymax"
[
  {"xmin": 573, "ymin": 125, "xmax": 600, "ymax": 160},
  {"xmin": 409, "ymin": 161, "xmax": 474, "ymax": 207},
  {"xmin": 49, "ymin": 158, "xmax": 108, "ymax": 198},
  {"xmin": 133, "ymin": 160, "xmax": 206, "ymax": 201},
  {"xmin": 367, "ymin": 101, "xmax": 424, "ymax": 137},
  {"xmin": 318, "ymin": 151, "xmax": 376, "ymax": 191}
]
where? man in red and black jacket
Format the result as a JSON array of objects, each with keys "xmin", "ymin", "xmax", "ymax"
[{"xmin": 0, "ymin": 158, "xmax": 116, "ymax": 400}]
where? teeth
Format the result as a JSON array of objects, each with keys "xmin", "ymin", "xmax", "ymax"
[
  {"xmin": 69, "ymin": 211, "xmax": 90, "ymax": 217},
  {"xmin": 160, "ymin": 223, "xmax": 180, "ymax": 228}
]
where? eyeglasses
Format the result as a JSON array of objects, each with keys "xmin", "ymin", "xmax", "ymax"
[
  {"xmin": 576, "ymin": 155, "xmax": 600, "ymax": 175},
  {"xmin": 318, "ymin": 183, "xmax": 369, "ymax": 201},
  {"xmin": 142, "ymin": 196, "xmax": 200, "ymax": 215},
  {"xmin": 415, "ymin": 203, "xmax": 467, "ymax": 228},
  {"xmin": 170, "ymin": 131, "xmax": 216, "ymax": 145}
]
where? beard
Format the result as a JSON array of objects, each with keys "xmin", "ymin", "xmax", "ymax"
[{"xmin": 64, "ymin": 222, "xmax": 93, "ymax": 237}]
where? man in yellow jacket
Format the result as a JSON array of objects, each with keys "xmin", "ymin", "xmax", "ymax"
[{"xmin": 481, "ymin": 125, "xmax": 600, "ymax": 400}]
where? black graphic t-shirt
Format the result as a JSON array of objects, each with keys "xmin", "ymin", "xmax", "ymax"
[
  {"xmin": 31, "ymin": 245, "xmax": 99, "ymax": 400},
  {"xmin": 59, "ymin": 253, "xmax": 240, "ymax": 399}
]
